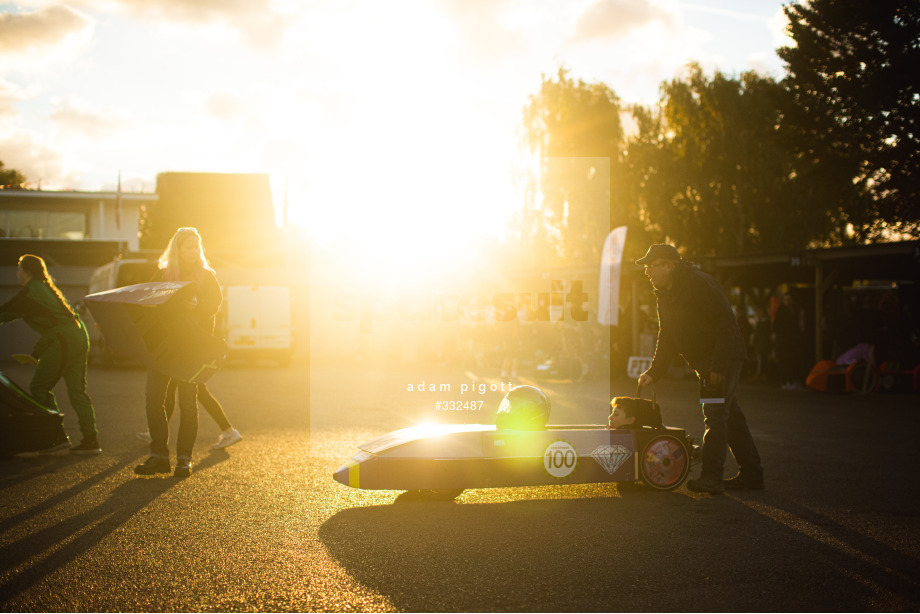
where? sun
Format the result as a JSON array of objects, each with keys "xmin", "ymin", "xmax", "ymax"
[{"xmin": 277, "ymin": 95, "xmax": 523, "ymax": 279}]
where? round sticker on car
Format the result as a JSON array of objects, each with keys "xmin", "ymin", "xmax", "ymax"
[{"xmin": 544, "ymin": 440, "xmax": 577, "ymax": 478}]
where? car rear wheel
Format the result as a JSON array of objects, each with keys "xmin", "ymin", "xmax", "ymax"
[{"xmin": 640, "ymin": 434, "xmax": 690, "ymax": 491}]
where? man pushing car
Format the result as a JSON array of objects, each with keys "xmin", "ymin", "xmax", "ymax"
[{"xmin": 635, "ymin": 244, "xmax": 764, "ymax": 494}]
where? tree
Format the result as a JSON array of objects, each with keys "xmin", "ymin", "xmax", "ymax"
[
  {"xmin": 518, "ymin": 57, "xmax": 893, "ymax": 262},
  {"xmin": 0, "ymin": 161, "xmax": 26, "ymax": 189},
  {"xmin": 519, "ymin": 69, "xmax": 627, "ymax": 266},
  {"xmin": 630, "ymin": 65, "xmax": 834, "ymax": 256},
  {"xmin": 779, "ymin": 0, "xmax": 920, "ymax": 239}
]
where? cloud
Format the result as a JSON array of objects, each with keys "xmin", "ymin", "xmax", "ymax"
[
  {"xmin": 746, "ymin": 50, "xmax": 781, "ymax": 77},
  {"xmin": 768, "ymin": 6, "xmax": 792, "ymax": 50},
  {"xmin": 204, "ymin": 90, "xmax": 252, "ymax": 122},
  {"xmin": 0, "ymin": 79, "xmax": 28, "ymax": 115},
  {"xmin": 0, "ymin": 5, "xmax": 90, "ymax": 53},
  {"xmin": 136, "ymin": 0, "xmax": 289, "ymax": 49},
  {"xmin": 0, "ymin": 131, "xmax": 69, "ymax": 187},
  {"xmin": 202, "ymin": 90, "xmax": 271, "ymax": 131},
  {"xmin": 570, "ymin": 0, "xmax": 675, "ymax": 42},
  {"xmin": 557, "ymin": 0, "xmax": 700, "ymax": 103},
  {"xmin": 436, "ymin": 0, "xmax": 537, "ymax": 66},
  {"xmin": 49, "ymin": 97, "xmax": 128, "ymax": 139},
  {"xmin": 81, "ymin": 0, "xmax": 290, "ymax": 49},
  {"xmin": 119, "ymin": 0, "xmax": 269, "ymax": 21},
  {"xmin": 439, "ymin": 0, "xmax": 516, "ymax": 21},
  {"xmin": 559, "ymin": 0, "xmax": 787, "ymax": 103}
]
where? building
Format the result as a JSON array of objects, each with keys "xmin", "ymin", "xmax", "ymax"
[{"xmin": 0, "ymin": 189, "xmax": 156, "ymax": 252}]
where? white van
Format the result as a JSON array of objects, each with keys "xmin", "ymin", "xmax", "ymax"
[{"xmin": 223, "ymin": 285, "xmax": 293, "ymax": 366}]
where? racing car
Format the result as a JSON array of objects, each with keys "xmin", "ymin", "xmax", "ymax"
[{"xmin": 333, "ymin": 385, "xmax": 694, "ymax": 500}]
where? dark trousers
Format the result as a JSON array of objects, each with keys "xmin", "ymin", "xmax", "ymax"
[
  {"xmin": 30, "ymin": 324, "xmax": 98, "ymax": 439},
  {"xmin": 700, "ymin": 360, "xmax": 763, "ymax": 480},
  {"xmin": 146, "ymin": 369, "xmax": 198, "ymax": 459},
  {"xmin": 164, "ymin": 380, "xmax": 231, "ymax": 431}
]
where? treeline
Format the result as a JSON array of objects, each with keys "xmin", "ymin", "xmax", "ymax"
[
  {"xmin": 516, "ymin": 0, "xmax": 920, "ymax": 265},
  {"xmin": 0, "ymin": 162, "xmax": 25, "ymax": 189}
]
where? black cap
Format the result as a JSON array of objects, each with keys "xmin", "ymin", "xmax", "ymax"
[{"xmin": 635, "ymin": 244, "xmax": 680, "ymax": 265}]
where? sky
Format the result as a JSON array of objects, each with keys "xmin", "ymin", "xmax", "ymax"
[{"xmin": 0, "ymin": 0, "xmax": 792, "ymax": 258}]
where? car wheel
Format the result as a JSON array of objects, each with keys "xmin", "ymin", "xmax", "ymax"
[{"xmin": 639, "ymin": 434, "xmax": 690, "ymax": 491}]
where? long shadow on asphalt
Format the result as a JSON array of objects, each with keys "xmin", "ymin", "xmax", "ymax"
[
  {"xmin": 0, "ymin": 452, "xmax": 120, "ymax": 495},
  {"xmin": 0, "ymin": 451, "xmax": 229, "ymax": 604},
  {"xmin": 728, "ymin": 492, "xmax": 920, "ymax": 607},
  {"xmin": 318, "ymin": 490, "xmax": 920, "ymax": 612}
]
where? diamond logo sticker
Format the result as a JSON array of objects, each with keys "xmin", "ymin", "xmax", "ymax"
[{"xmin": 591, "ymin": 444, "xmax": 631, "ymax": 475}]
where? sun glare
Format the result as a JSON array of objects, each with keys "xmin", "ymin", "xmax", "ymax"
[
  {"xmin": 247, "ymin": 2, "xmax": 527, "ymax": 278},
  {"xmin": 279, "ymin": 90, "xmax": 523, "ymax": 276}
]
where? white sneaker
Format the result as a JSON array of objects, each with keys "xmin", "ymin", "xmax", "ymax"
[
  {"xmin": 213, "ymin": 428, "xmax": 242, "ymax": 450},
  {"xmin": 136, "ymin": 430, "xmax": 152, "ymax": 443}
]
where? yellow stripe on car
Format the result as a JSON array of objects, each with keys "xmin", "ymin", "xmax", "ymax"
[{"xmin": 347, "ymin": 461, "xmax": 360, "ymax": 487}]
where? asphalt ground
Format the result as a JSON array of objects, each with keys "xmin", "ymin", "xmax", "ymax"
[{"xmin": 0, "ymin": 359, "xmax": 918, "ymax": 612}]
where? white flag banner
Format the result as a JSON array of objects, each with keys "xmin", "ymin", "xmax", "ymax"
[{"xmin": 598, "ymin": 226, "xmax": 627, "ymax": 326}]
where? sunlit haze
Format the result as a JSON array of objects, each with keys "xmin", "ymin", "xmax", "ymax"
[{"xmin": 0, "ymin": 0, "xmax": 790, "ymax": 263}]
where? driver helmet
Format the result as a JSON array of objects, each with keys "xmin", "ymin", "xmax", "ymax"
[{"xmin": 495, "ymin": 385, "xmax": 551, "ymax": 430}]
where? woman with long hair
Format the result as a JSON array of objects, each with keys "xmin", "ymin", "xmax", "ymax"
[
  {"xmin": 134, "ymin": 228, "xmax": 233, "ymax": 477},
  {"xmin": 0, "ymin": 254, "xmax": 101, "ymax": 453},
  {"xmin": 149, "ymin": 228, "xmax": 241, "ymax": 449}
]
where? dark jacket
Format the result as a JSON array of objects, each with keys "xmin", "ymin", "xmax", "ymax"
[
  {"xmin": 647, "ymin": 263, "xmax": 745, "ymax": 380},
  {"xmin": 151, "ymin": 268, "xmax": 222, "ymax": 333},
  {"xmin": 189, "ymin": 269, "xmax": 222, "ymax": 333}
]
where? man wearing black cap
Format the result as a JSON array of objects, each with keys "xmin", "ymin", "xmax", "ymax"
[{"xmin": 635, "ymin": 244, "xmax": 764, "ymax": 493}]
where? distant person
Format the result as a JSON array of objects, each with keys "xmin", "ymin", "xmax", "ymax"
[
  {"xmin": 773, "ymin": 292, "xmax": 804, "ymax": 390},
  {"xmin": 635, "ymin": 244, "xmax": 764, "ymax": 493},
  {"xmin": 750, "ymin": 306, "xmax": 771, "ymax": 381},
  {"xmin": 735, "ymin": 306, "xmax": 754, "ymax": 377},
  {"xmin": 0, "ymin": 254, "xmax": 101, "ymax": 454},
  {"xmin": 135, "ymin": 228, "xmax": 224, "ymax": 478},
  {"xmin": 137, "ymin": 379, "xmax": 241, "ymax": 450}
]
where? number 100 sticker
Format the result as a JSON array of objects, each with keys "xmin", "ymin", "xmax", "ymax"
[{"xmin": 544, "ymin": 440, "xmax": 578, "ymax": 478}]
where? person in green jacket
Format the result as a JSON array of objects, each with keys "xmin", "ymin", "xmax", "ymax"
[{"xmin": 0, "ymin": 254, "xmax": 101, "ymax": 454}]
